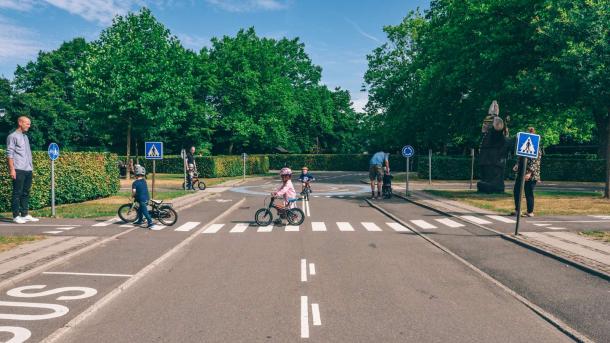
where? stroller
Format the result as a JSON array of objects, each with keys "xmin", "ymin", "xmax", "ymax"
[{"xmin": 382, "ymin": 173, "xmax": 393, "ymax": 199}]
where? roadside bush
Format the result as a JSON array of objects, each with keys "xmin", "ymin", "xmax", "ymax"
[
  {"xmin": 268, "ymin": 154, "xmax": 406, "ymax": 171},
  {"xmin": 127, "ymin": 155, "xmax": 269, "ymax": 177},
  {"xmin": 0, "ymin": 150, "xmax": 120, "ymax": 212}
]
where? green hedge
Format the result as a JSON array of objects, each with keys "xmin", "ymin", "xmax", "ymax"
[
  {"xmin": 126, "ymin": 155, "xmax": 269, "ymax": 177},
  {"xmin": 0, "ymin": 150, "xmax": 120, "ymax": 212},
  {"xmin": 268, "ymin": 154, "xmax": 406, "ymax": 171}
]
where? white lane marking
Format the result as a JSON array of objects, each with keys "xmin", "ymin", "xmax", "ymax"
[
  {"xmin": 0, "ymin": 326, "xmax": 31, "ymax": 343},
  {"xmin": 460, "ymin": 215, "xmax": 492, "ymax": 225},
  {"xmin": 362, "ymin": 222, "xmax": 382, "ymax": 231},
  {"xmin": 0, "ymin": 224, "xmax": 80, "ymax": 227},
  {"xmin": 312, "ymin": 222, "xmax": 327, "ymax": 232},
  {"xmin": 301, "ymin": 296, "xmax": 309, "ymax": 338},
  {"xmin": 533, "ymin": 223, "xmax": 551, "ymax": 227},
  {"xmin": 486, "ymin": 215, "xmax": 516, "ymax": 223},
  {"xmin": 435, "ymin": 218, "xmax": 464, "ymax": 228},
  {"xmin": 174, "ymin": 222, "xmax": 200, "ymax": 232},
  {"xmin": 309, "ymin": 263, "xmax": 316, "ymax": 276},
  {"xmin": 93, "ymin": 218, "xmax": 120, "ymax": 227},
  {"xmin": 257, "ymin": 225, "xmax": 273, "ymax": 232},
  {"xmin": 0, "ymin": 301, "xmax": 69, "ymax": 320},
  {"xmin": 386, "ymin": 222, "xmax": 411, "ymax": 232},
  {"xmin": 55, "ymin": 227, "xmax": 75, "ymax": 231},
  {"xmin": 313, "ymin": 195, "xmax": 319, "ymax": 198},
  {"xmin": 305, "ymin": 199, "xmax": 311, "ymax": 217},
  {"xmin": 43, "ymin": 231, "xmax": 62, "ymax": 234},
  {"xmin": 337, "ymin": 222, "xmax": 354, "ymax": 231},
  {"xmin": 285, "ymin": 225, "xmax": 299, "ymax": 232},
  {"xmin": 150, "ymin": 225, "xmax": 166, "ymax": 231},
  {"xmin": 312, "ymin": 303, "xmax": 321, "ymax": 326},
  {"xmin": 7, "ymin": 285, "xmax": 97, "ymax": 301},
  {"xmin": 325, "ymin": 196, "xmax": 331, "ymax": 198},
  {"xmin": 119, "ymin": 224, "xmax": 134, "ymax": 228},
  {"xmin": 202, "ymin": 224, "xmax": 225, "ymax": 234},
  {"xmin": 410, "ymin": 220, "xmax": 437, "ymax": 230},
  {"xmin": 547, "ymin": 227, "xmax": 566, "ymax": 230},
  {"xmin": 43, "ymin": 272, "xmax": 133, "ymax": 278},
  {"xmin": 229, "ymin": 223, "xmax": 249, "ymax": 233},
  {"xmin": 301, "ymin": 259, "xmax": 307, "ymax": 282}
]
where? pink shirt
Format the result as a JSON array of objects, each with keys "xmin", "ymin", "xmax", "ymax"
[{"xmin": 275, "ymin": 180, "xmax": 297, "ymax": 204}]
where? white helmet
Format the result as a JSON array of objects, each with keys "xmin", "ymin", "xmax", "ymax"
[{"xmin": 134, "ymin": 164, "xmax": 146, "ymax": 176}]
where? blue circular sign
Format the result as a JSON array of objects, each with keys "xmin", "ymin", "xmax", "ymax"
[
  {"xmin": 401, "ymin": 145, "xmax": 415, "ymax": 158},
  {"xmin": 48, "ymin": 143, "xmax": 60, "ymax": 161}
]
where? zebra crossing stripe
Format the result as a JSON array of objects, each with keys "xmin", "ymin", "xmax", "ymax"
[
  {"xmin": 312, "ymin": 222, "xmax": 327, "ymax": 232},
  {"xmin": 257, "ymin": 225, "xmax": 273, "ymax": 232},
  {"xmin": 43, "ymin": 231, "xmax": 62, "ymax": 234},
  {"xmin": 230, "ymin": 223, "xmax": 249, "ymax": 233},
  {"xmin": 460, "ymin": 215, "xmax": 492, "ymax": 225},
  {"xmin": 386, "ymin": 223, "xmax": 411, "ymax": 232},
  {"xmin": 410, "ymin": 220, "xmax": 437, "ymax": 230},
  {"xmin": 486, "ymin": 215, "xmax": 516, "ymax": 223},
  {"xmin": 337, "ymin": 222, "xmax": 354, "ymax": 231},
  {"xmin": 285, "ymin": 225, "xmax": 299, "ymax": 232},
  {"xmin": 435, "ymin": 218, "xmax": 464, "ymax": 228},
  {"xmin": 547, "ymin": 227, "xmax": 566, "ymax": 230},
  {"xmin": 56, "ymin": 227, "xmax": 75, "ymax": 231},
  {"xmin": 150, "ymin": 225, "xmax": 166, "ymax": 231},
  {"xmin": 202, "ymin": 224, "xmax": 225, "ymax": 234},
  {"xmin": 93, "ymin": 218, "xmax": 120, "ymax": 227},
  {"xmin": 362, "ymin": 222, "xmax": 382, "ymax": 231},
  {"xmin": 174, "ymin": 222, "xmax": 200, "ymax": 232}
]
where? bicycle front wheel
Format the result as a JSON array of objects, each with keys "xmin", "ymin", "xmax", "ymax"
[
  {"xmin": 287, "ymin": 208, "xmax": 305, "ymax": 225},
  {"xmin": 158, "ymin": 206, "xmax": 178, "ymax": 226},
  {"xmin": 117, "ymin": 203, "xmax": 138, "ymax": 223}
]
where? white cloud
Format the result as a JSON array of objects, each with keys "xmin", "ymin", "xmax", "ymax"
[
  {"xmin": 177, "ymin": 33, "xmax": 210, "ymax": 51},
  {"xmin": 0, "ymin": 16, "xmax": 43, "ymax": 62},
  {"xmin": 0, "ymin": 0, "xmax": 37, "ymax": 11},
  {"xmin": 206, "ymin": 0, "xmax": 289, "ymax": 12},
  {"xmin": 351, "ymin": 92, "xmax": 369, "ymax": 113},
  {"xmin": 41, "ymin": 0, "xmax": 133, "ymax": 25},
  {"xmin": 344, "ymin": 17, "xmax": 380, "ymax": 43}
]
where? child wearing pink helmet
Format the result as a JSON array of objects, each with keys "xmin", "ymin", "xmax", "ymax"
[{"xmin": 272, "ymin": 167, "xmax": 297, "ymax": 210}]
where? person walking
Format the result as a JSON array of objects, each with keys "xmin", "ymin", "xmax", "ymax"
[
  {"xmin": 6, "ymin": 116, "xmax": 38, "ymax": 224},
  {"xmin": 512, "ymin": 127, "xmax": 542, "ymax": 217},
  {"xmin": 369, "ymin": 150, "xmax": 389, "ymax": 199},
  {"xmin": 185, "ymin": 146, "xmax": 196, "ymax": 190}
]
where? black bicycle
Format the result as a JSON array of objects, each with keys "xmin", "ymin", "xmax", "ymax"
[
  {"xmin": 255, "ymin": 197, "xmax": 305, "ymax": 226},
  {"xmin": 117, "ymin": 199, "xmax": 178, "ymax": 226},
  {"xmin": 182, "ymin": 172, "xmax": 206, "ymax": 191},
  {"xmin": 301, "ymin": 181, "xmax": 312, "ymax": 200}
]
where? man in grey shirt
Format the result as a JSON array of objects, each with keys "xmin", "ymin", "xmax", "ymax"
[{"xmin": 6, "ymin": 116, "xmax": 38, "ymax": 224}]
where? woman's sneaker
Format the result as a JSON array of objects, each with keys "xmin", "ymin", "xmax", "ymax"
[
  {"xmin": 13, "ymin": 216, "xmax": 26, "ymax": 224},
  {"xmin": 22, "ymin": 215, "xmax": 39, "ymax": 222}
]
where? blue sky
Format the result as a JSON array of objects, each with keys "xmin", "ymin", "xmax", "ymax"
[{"xmin": 0, "ymin": 0, "xmax": 429, "ymax": 111}]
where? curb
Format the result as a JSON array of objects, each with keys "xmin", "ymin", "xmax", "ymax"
[
  {"xmin": 366, "ymin": 198, "xmax": 593, "ymax": 343},
  {"xmin": 393, "ymin": 193, "xmax": 610, "ymax": 282}
]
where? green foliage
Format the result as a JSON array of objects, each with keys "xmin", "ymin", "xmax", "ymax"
[
  {"xmin": 268, "ymin": 154, "xmax": 404, "ymax": 172},
  {"xmin": 0, "ymin": 150, "xmax": 119, "ymax": 212},
  {"xmin": 131, "ymin": 155, "xmax": 269, "ymax": 177}
]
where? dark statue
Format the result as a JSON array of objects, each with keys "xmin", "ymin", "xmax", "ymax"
[{"xmin": 477, "ymin": 100, "xmax": 510, "ymax": 193}]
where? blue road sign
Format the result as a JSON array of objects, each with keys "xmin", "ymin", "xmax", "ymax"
[
  {"xmin": 515, "ymin": 132, "xmax": 540, "ymax": 158},
  {"xmin": 48, "ymin": 143, "xmax": 60, "ymax": 161},
  {"xmin": 145, "ymin": 142, "xmax": 163, "ymax": 160},
  {"xmin": 402, "ymin": 145, "xmax": 415, "ymax": 158}
]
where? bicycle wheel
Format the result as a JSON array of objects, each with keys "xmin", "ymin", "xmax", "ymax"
[
  {"xmin": 287, "ymin": 208, "xmax": 305, "ymax": 225},
  {"xmin": 158, "ymin": 206, "xmax": 178, "ymax": 226},
  {"xmin": 117, "ymin": 203, "xmax": 138, "ymax": 223},
  {"xmin": 255, "ymin": 208, "xmax": 273, "ymax": 226},
  {"xmin": 197, "ymin": 180, "xmax": 207, "ymax": 191}
]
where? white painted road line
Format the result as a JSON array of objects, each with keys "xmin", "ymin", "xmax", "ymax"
[
  {"xmin": 150, "ymin": 225, "xmax": 166, "ymax": 231},
  {"xmin": 386, "ymin": 222, "xmax": 411, "ymax": 232},
  {"xmin": 43, "ymin": 272, "xmax": 133, "ymax": 278},
  {"xmin": 93, "ymin": 218, "xmax": 120, "ymax": 227},
  {"xmin": 460, "ymin": 215, "xmax": 492, "ymax": 225},
  {"xmin": 301, "ymin": 296, "xmax": 309, "ymax": 338},
  {"xmin": 337, "ymin": 222, "xmax": 354, "ymax": 231},
  {"xmin": 312, "ymin": 222, "xmax": 327, "ymax": 232},
  {"xmin": 43, "ymin": 231, "xmax": 62, "ymax": 234},
  {"xmin": 119, "ymin": 224, "xmax": 134, "ymax": 228},
  {"xmin": 312, "ymin": 303, "xmax": 321, "ymax": 326},
  {"xmin": 547, "ymin": 227, "xmax": 566, "ymax": 230},
  {"xmin": 229, "ymin": 223, "xmax": 249, "ymax": 233},
  {"xmin": 309, "ymin": 263, "xmax": 316, "ymax": 276},
  {"xmin": 202, "ymin": 224, "xmax": 225, "ymax": 234},
  {"xmin": 534, "ymin": 223, "xmax": 551, "ymax": 227},
  {"xmin": 55, "ymin": 227, "xmax": 76, "ymax": 231},
  {"xmin": 174, "ymin": 222, "xmax": 200, "ymax": 232},
  {"xmin": 435, "ymin": 218, "xmax": 464, "ymax": 228},
  {"xmin": 362, "ymin": 222, "xmax": 383, "ymax": 232},
  {"xmin": 486, "ymin": 215, "xmax": 516, "ymax": 223},
  {"xmin": 305, "ymin": 199, "xmax": 311, "ymax": 217},
  {"xmin": 301, "ymin": 259, "xmax": 307, "ymax": 282},
  {"xmin": 410, "ymin": 220, "xmax": 437, "ymax": 230},
  {"xmin": 257, "ymin": 225, "xmax": 273, "ymax": 232},
  {"xmin": 285, "ymin": 225, "xmax": 299, "ymax": 232}
]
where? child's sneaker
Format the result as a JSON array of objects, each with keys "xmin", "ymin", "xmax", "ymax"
[{"xmin": 13, "ymin": 216, "xmax": 26, "ymax": 224}]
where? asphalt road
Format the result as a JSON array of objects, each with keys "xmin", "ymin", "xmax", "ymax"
[{"xmin": 0, "ymin": 173, "xmax": 606, "ymax": 342}]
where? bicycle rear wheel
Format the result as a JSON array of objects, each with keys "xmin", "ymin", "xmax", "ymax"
[
  {"xmin": 117, "ymin": 203, "xmax": 138, "ymax": 223},
  {"xmin": 255, "ymin": 208, "xmax": 273, "ymax": 226},
  {"xmin": 197, "ymin": 180, "xmax": 207, "ymax": 191}
]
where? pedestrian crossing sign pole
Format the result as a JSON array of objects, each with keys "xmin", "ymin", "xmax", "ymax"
[
  {"xmin": 514, "ymin": 132, "xmax": 540, "ymax": 235},
  {"xmin": 145, "ymin": 142, "xmax": 164, "ymax": 199}
]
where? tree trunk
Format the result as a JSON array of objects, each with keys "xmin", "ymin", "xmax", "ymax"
[
  {"xmin": 605, "ymin": 110, "xmax": 610, "ymax": 198},
  {"xmin": 126, "ymin": 119, "xmax": 131, "ymax": 180},
  {"xmin": 228, "ymin": 142, "xmax": 233, "ymax": 155}
]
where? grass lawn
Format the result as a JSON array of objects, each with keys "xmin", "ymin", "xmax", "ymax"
[
  {"xmin": 0, "ymin": 235, "xmax": 45, "ymax": 253},
  {"xmin": 580, "ymin": 231, "xmax": 610, "ymax": 243},
  {"xmin": 425, "ymin": 189, "xmax": 610, "ymax": 216}
]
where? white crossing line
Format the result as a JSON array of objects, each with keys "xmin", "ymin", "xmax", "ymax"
[
  {"xmin": 309, "ymin": 263, "xmax": 316, "ymax": 275},
  {"xmin": 202, "ymin": 224, "xmax": 225, "ymax": 234},
  {"xmin": 486, "ymin": 215, "xmax": 516, "ymax": 223},
  {"xmin": 174, "ymin": 222, "xmax": 200, "ymax": 232},
  {"xmin": 229, "ymin": 223, "xmax": 249, "ymax": 233},
  {"xmin": 533, "ymin": 223, "xmax": 551, "ymax": 227},
  {"xmin": 591, "ymin": 215, "xmax": 610, "ymax": 220},
  {"xmin": 43, "ymin": 231, "xmax": 62, "ymax": 234},
  {"xmin": 410, "ymin": 220, "xmax": 437, "ymax": 230},
  {"xmin": 386, "ymin": 223, "xmax": 411, "ymax": 232},
  {"xmin": 460, "ymin": 215, "xmax": 492, "ymax": 225},
  {"xmin": 285, "ymin": 225, "xmax": 299, "ymax": 232},
  {"xmin": 312, "ymin": 303, "xmax": 322, "ymax": 326},
  {"xmin": 337, "ymin": 222, "xmax": 354, "ymax": 231},
  {"xmin": 93, "ymin": 218, "xmax": 120, "ymax": 227},
  {"xmin": 362, "ymin": 222, "xmax": 383, "ymax": 232},
  {"xmin": 43, "ymin": 272, "xmax": 132, "ymax": 278},
  {"xmin": 435, "ymin": 218, "xmax": 464, "ymax": 228},
  {"xmin": 257, "ymin": 225, "xmax": 273, "ymax": 233},
  {"xmin": 547, "ymin": 227, "xmax": 566, "ymax": 231},
  {"xmin": 301, "ymin": 296, "xmax": 309, "ymax": 338},
  {"xmin": 120, "ymin": 224, "xmax": 134, "ymax": 228},
  {"xmin": 312, "ymin": 222, "xmax": 327, "ymax": 232},
  {"xmin": 150, "ymin": 225, "xmax": 166, "ymax": 231},
  {"xmin": 55, "ymin": 227, "xmax": 75, "ymax": 231},
  {"xmin": 305, "ymin": 199, "xmax": 311, "ymax": 217}
]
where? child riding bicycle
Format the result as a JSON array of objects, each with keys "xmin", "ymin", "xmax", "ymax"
[
  {"xmin": 298, "ymin": 166, "xmax": 315, "ymax": 195},
  {"xmin": 271, "ymin": 167, "xmax": 297, "ymax": 224}
]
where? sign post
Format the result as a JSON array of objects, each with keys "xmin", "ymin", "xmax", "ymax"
[
  {"xmin": 401, "ymin": 145, "xmax": 415, "ymax": 197},
  {"xmin": 181, "ymin": 149, "xmax": 187, "ymax": 190},
  {"xmin": 145, "ymin": 142, "xmax": 163, "ymax": 199},
  {"xmin": 428, "ymin": 149, "xmax": 432, "ymax": 185},
  {"xmin": 242, "ymin": 153, "xmax": 248, "ymax": 181},
  {"xmin": 514, "ymin": 132, "xmax": 540, "ymax": 235},
  {"xmin": 48, "ymin": 143, "xmax": 60, "ymax": 217},
  {"xmin": 469, "ymin": 148, "xmax": 475, "ymax": 190}
]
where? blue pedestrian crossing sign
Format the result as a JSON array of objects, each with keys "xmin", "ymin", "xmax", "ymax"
[
  {"xmin": 145, "ymin": 142, "xmax": 163, "ymax": 160},
  {"xmin": 515, "ymin": 132, "xmax": 540, "ymax": 158},
  {"xmin": 402, "ymin": 145, "xmax": 415, "ymax": 158},
  {"xmin": 48, "ymin": 143, "xmax": 60, "ymax": 161}
]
